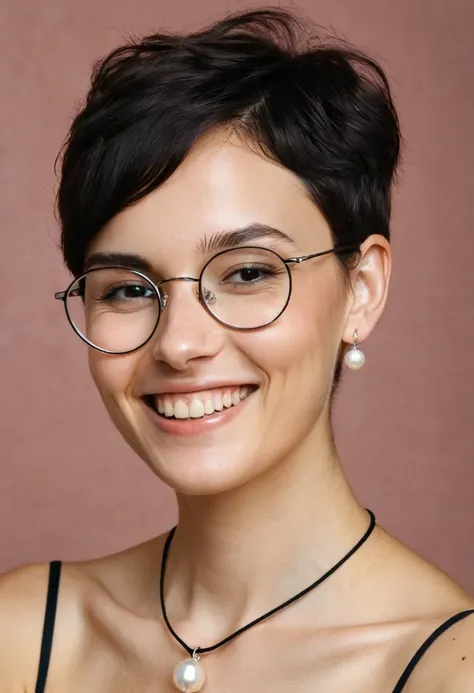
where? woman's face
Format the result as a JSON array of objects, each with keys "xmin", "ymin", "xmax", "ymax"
[{"xmin": 85, "ymin": 131, "xmax": 362, "ymax": 495}]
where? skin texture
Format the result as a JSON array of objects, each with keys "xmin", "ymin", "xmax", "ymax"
[{"xmin": 1, "ymin": 130, "xmax": 473, "ymax": 693}]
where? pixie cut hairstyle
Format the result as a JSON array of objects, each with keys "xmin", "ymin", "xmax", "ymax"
[{"xmin": 56, "ymin": 7, "xmax": 402, "ymax": 279}]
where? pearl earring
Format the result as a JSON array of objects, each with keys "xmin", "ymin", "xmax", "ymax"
[{"xmin": 344, "ymin": 329, "xmax": 366, "ymax": 370}]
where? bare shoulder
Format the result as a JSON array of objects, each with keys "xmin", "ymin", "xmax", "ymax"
[
  {"xmin": 0, "ymin": 535, "xmax": 168, "ymax": 692},
  {"xmin": 404, "ymin": 600, "xmax": 474, "ymax": 692},
  {"xmin": 0, "ymin": 559, "xmax": 106, "ymax": 693},
  {"xmin": 0, "ymin": 563, "xmax": 54, "ymax": 691},
  {"xmin": 436, "ymin": 603, "xmax": 474, "ymax": 692},
  {"xmin": 356, "ymin": 528, "xmax": 474, "ymax": 691}
]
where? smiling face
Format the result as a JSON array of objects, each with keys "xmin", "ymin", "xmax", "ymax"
[{"xmin": 84, "ymin": 130, "xmax": 370, "ymax": 495}]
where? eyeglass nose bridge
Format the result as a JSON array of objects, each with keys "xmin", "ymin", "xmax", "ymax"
[{"xmin": 156, "ymin": 276, "xmax": 200, "ymax": 311}]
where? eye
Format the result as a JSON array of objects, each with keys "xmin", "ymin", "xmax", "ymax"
[
  {"xmin": 101, "ymin": 283, "xmax": 155, "ymax": 302},
  {"xmin": 223, "ymin": 264, "xmax": 279, "ymax": 284}
]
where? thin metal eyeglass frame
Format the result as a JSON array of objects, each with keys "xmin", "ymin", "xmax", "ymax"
[{"xmin": 54, "ymin": 244, "xmax": 359, "ymax": 355}]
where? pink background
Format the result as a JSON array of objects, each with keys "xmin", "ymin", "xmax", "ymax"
[{"xmin": 1, "ymin": 1, "xmax": 473, "ymax": 591}]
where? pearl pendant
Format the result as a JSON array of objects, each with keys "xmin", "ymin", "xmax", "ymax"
[
  {"xmin": 173, "ymin": 654, "xmax": 206, "ymax": 692},
  {"xmin": 344, "ymin": 345, "xmax": 366, "ymax": 370}
]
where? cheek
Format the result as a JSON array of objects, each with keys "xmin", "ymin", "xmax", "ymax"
[
  {"xmin": 240, "ymin": 278, "xmax": 345, "ymax": 410},
  {"xmin": 88, "ymin": 350, "xmax": 149, "ymax": 457},
  {"xmin": 247, "ymin": 284, "xmax": 343, "ymax": 372},
  {"xmin": 88, "ymin": 350, "xmax": 136, "ymax": 402}
]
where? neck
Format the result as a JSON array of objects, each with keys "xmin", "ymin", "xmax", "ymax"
[{"xmin": 161, "ymin": 433, "xmax": 374, "ymax": 645}]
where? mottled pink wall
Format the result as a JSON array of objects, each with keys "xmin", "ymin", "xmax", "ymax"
[{"xmin": 1, "ymin": 1, "xmax": 473, "ymax": 591}]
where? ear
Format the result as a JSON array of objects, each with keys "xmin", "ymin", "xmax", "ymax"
[{"xmin": 342, "ymin": 234, "xmax": 391, "ymax": 346}]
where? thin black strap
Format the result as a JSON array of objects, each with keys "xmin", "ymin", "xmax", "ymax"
[
  {"xmin": 35, "ymin": 560, "xmax": 62, "ymax": 693},
  {"xmin": 392, "ymin": 609, "xmax": 474, "ymax": 692}
]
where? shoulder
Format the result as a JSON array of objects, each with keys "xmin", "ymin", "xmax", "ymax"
[
  {"xmin": 0, "ymin": 560, "xmax": 101, "ymax": 692},
  {"xmin": 404, "ymin": 601, "xmax": 474, "ymax": 693},
  {"xmin": 0, "ymin": 537, "xmax": 167, "ymax": 691},
  {"xmin": 438, "ymin": 605, "xmax": 474, "ymax": 693},
  {"xmin": 0, "ymin": 563, "xmax": 53, "ymax": 691}
]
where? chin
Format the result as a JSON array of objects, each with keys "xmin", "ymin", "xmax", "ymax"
[{"xmin": 139, "ymin": 435, "xmax": 264, "ymax": 496}]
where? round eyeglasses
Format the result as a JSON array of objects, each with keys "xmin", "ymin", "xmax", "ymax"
[{"xmin": 55, "ymin": 245, "xmax": 358, "ymax": 354}]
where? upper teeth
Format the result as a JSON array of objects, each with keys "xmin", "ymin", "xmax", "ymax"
[{"xmin": 154, "ymin": 386, "xmax": 250, "ymax": 419}]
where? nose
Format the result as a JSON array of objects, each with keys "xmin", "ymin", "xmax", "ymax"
[{"xmin": 151, "ymin": 278, "xmax": 225, "ymax": 370}]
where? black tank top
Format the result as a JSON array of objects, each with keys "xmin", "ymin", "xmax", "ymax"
[{"xmin": 35, "ymin": 560, "xmax": 474, "ymax": 693}]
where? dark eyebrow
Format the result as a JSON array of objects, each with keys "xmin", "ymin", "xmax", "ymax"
[
  {"xmin": 83, "ymin": 223, "xmax": 297, "ymax": 272},
  {"xmin": 197, "ymin": 223, "xmax": 297, "ymax": 254},
  {"xmin": 84, "ymin": 252, "xmax": 153, "ymax": 272}
]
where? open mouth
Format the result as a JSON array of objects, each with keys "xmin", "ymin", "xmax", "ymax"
[{"xmin": 143, "ymin": 385, "xmax": 258, "ymax": 421}]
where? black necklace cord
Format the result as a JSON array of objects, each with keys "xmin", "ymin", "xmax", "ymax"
[{"xmin": 159, "ymin": 508, "xmax": 376, "ymax": 658}]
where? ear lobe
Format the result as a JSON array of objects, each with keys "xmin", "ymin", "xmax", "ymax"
[{"xmin": 342, "ymin": 235, "xmax": 391, "ymax": 346}]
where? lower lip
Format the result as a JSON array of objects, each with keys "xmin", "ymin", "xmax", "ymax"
[{"xmin": 143, "ymin": 391, "xmax": 256, "ymax": 437}]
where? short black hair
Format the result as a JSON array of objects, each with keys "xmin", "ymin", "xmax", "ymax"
[{"xmin": 57, "ymin": 6, "xmax": 401, "ymax": 278}]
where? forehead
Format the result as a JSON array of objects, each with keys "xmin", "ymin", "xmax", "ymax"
[{"xmin": 89, "ymin": 130, "xmax": 332, "ymax": 263}]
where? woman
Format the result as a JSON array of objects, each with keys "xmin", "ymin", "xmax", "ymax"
[{"xmin": 1, "ymin": 7, "xmax": 473, "ymax": 693}]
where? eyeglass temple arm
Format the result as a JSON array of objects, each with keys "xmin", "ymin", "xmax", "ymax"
[
  {"xmin": 55, "ymin": 288, "xmax": 83, "ymax": 300},
  {"xmin": 284, "ymin": 245, "xmax": 359, "ymax": 265}
]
